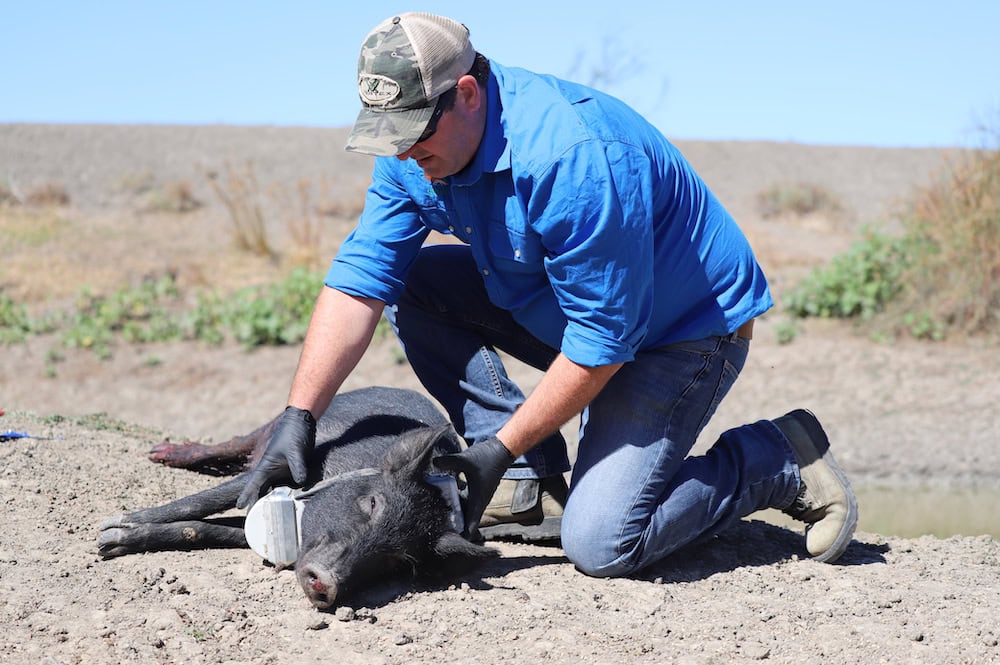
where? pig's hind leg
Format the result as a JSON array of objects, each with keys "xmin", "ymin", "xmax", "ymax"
[
  {"xmin": 148, "ymin": 419, "xmax": 276, "ymax": 475},
  {"xmin": 98, "ymin": 475, "xmax": 248, "ymax": 558}
]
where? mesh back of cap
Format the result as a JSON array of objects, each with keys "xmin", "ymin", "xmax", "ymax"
[{"xmin": 401, "ymin": 13, "xmax": 475, "ymax": 100}]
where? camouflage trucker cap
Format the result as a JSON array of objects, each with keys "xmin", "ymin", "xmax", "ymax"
[{"xmin": 345, "ymin": 13, "xmax": 475, "ymax": 157}]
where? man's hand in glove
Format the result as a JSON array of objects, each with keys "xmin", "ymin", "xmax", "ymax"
[
  {"xmin": 434, "ymin": 436, "xmax": 515, "ymax": 541},
  {"xmin": 236, "ymin": 406, "xmax": 317, "ymax": 509}
]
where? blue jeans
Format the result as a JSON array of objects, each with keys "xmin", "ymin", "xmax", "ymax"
[{"xmin": 386, "ymin": 245, "xmax": 801, "ymax": 577}]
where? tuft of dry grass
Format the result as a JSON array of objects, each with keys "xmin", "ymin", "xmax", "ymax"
[
  {"xmin": 145, "ymin": 180, "xmax": 201, "ymax": 213},
  {"xmin": 0, "ymin": 207, "xmax": 70, "ymax": 248},
  {"xmin": 24, "ymin": 181, "xmax": 71, "ymax": 207},
  {"xmin": 114, "ymin": 169, "xmax": 156, "ymax": 197},
  {"xmin": 756, "ymin": 181, "xmax": 842, "ymax": 219}
]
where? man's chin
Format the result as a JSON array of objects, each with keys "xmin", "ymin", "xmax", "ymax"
[
  {"xmin": 414, "ymin": 156, "xmax": 462, "ymax": 181},
  {"xmin": 415, "ymin": 158, "xmax": 438, "ymax": 175},
  {"xmin": 420, "ymin": 166, "xmax": 447, "ymax": 181}
]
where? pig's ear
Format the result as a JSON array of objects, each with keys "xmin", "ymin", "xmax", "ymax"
[{"xmin": 384, "ymin": 424, "xmax": 455, "ymax": 478}]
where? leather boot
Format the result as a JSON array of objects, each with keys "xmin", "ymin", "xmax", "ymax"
[
  {"xmin": 775, "ymin": 409, "xmax": 859, "ymax": 563},
  {"xmin": 478, "ymin": 474, "xmax": 568, "ymax": 542}
]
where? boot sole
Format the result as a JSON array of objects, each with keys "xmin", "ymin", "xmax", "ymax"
[
  {"xmin": 790, "ymin": 409, "xmax": 859, "ymax": 563},
  {"xmin": 479, "ymin": 516, "xmax": 562, "ymax": 543}
]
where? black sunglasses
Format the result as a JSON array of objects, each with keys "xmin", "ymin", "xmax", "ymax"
[{"xmin": 415, "ymin": 86, "xmax": 458, "ymax": 144}]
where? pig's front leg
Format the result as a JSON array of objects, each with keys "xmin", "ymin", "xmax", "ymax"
[
  {"xmin": 98, "ymin": 477, "xmax": 250, "ymax": 558},
  {"xmin": 98, "ymin": 518, "xmax": 247, "ymax": 558},
  {"xmin": 100, "ymin": 475, "xmax": 247, "ymax": 528}
]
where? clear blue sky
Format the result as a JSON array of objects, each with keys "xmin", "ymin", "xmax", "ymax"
[{"xmin": 3, "ymin": 1, "xmax": 998, "ymax": 148}]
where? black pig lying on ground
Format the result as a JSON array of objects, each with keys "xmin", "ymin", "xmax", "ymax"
[{"xmin": 98, "ymin": 387, "xmax": 497, "ymax": 609}]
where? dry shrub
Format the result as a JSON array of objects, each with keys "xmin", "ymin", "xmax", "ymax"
[
  {"xmin": 757, "ymin": 182, "xmax": 842, "ymax": 219},
  {"xmin": 24, "ymin": 181, "xmax": 70, "ymax": 207},
  {"xmin": 146, "ymin": 180, "xmax": 201, "ymax": 213},
  {"xmin": 272, "ymin": 178, "xmax": 323, "ymax": 268},
  {"xmin": 204, "ymin": 162, "xmax": 364, "ymax": 266},
  {"xmin": 205, "ymin": 161, "xmax": 274, "ymax": 259},
  {"xmin": 0, "ymin": 182, "xmax": 18, "ymax": 206},
  {"xmin": 115, "ymin": 169, "xmax": 156, "ymax": 196},
  {"xmin": 314, "ymin": 180, "xmax": 367, "ymax": 219},
  {"xmin": 896, "ymin": 140, "xmax": 1000, "ymax": 337}
]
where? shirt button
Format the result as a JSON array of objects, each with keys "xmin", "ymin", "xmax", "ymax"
[
  {"xmin": 448, "ymin": 225, "xmax": 455, "ymax": 232},
  {"xmin": 465, "ymin": 226, "xmax": 473, "ymax": 234},
  {"xmin": 514, "ymin": 249, "xmax": 521, "ymax": 259},
  {"xmin": 482, "ymin": 269, "xmax": 490, "ymax": 276}
]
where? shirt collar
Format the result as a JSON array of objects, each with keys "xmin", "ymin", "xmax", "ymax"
[{"xmin": 447, "ymin": 68, "xmax": 510, "ymax": 186}]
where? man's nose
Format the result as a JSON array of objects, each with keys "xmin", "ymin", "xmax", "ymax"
[{"xmin": 397, "ymin": 145, "xmax": 417, "ymax": 161}]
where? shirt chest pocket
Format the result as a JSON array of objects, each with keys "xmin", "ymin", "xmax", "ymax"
[{"xmin": 485, "ymin": 221, "xmax": 546, "ymax": 273}]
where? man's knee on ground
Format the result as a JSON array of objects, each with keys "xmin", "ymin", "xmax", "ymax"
[{"xmin": 561, "ymin": 512, "xmax": 639, "ymax": 579}]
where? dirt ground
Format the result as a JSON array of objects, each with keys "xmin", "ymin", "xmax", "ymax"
[{"xmin": 1, "ymin": 124, "xmax": 998, "ymax": 664}]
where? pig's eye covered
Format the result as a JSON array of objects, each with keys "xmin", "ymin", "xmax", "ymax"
[{"xmin": 357, "ymin": 493, "xmax": 386, "ymax": 521}]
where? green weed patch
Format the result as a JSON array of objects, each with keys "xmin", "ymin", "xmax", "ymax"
[{"xmin": 2, "ymin": 269, "xmax": 327, "ymax": 357}]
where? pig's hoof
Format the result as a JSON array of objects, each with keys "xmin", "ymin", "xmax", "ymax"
[
  {"xmin": 97, "ymin": 525, "xmax": 138, "ymax": 558},
  {"xmin": 148, "ymin": 440, "xmax": 206, "ymax": 467}
]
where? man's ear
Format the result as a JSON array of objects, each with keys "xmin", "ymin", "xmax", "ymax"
[{"xmin": 455, "ymin": 74, "xmax": 482, "ymax": 112}]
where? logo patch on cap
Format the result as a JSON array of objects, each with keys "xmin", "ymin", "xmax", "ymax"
[{"xmin": 359, "ymin": 74, "xmax": 401, "ymax": 107}]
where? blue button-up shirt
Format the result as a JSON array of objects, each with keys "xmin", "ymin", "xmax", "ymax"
[{"xmin": 326, "ymin": 60, "xmax": 772, "ymax": 367}]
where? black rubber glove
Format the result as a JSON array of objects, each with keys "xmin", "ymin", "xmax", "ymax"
[
  {"xmin": 434, "ymin": 436, "xmax": 515, "ymax": 541},
  {"xmin": 236, "ymin": 406, "xmax": 316, "ymax": 509}
]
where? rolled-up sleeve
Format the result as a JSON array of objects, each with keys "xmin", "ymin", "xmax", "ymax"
[{"xmin": 324, "ymin": 159, "xmax": 430, "ymax": 304}]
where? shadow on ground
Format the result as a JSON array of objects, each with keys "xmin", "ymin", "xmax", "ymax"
[{"xmin": 640, "ymin": 519, "xmax": 888, "ymax": 583}]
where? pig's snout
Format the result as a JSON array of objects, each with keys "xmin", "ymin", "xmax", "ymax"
[{"xmin": 298, "ymin": 563, "xmax": 339, "ymax": 609}]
